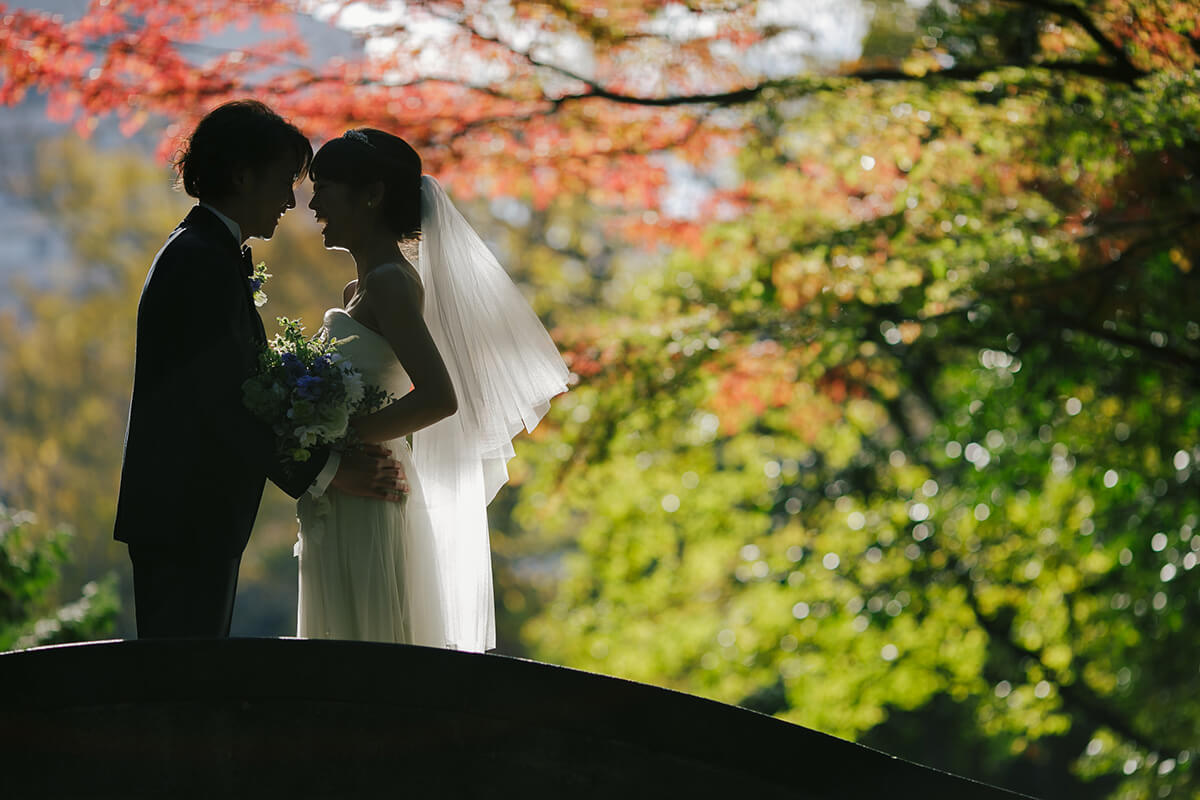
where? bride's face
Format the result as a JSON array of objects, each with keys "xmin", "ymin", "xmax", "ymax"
[{"xmin": 309, "ymin": 179, "xmax": 370, "ymax": 251}]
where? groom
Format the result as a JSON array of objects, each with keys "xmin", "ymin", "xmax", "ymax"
[{"xmin": 114, "ymin": 100, "xmax": 406, "ymax": 639}]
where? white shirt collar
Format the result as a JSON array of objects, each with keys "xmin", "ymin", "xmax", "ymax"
[{"xmin": 199, "ymin": 203, "xmax": 243, "ymax": 246}]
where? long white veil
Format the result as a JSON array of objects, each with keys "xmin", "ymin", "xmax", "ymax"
[{"xmin": 412, "ymin": 176, "xmax": 569, "ymax": 652}]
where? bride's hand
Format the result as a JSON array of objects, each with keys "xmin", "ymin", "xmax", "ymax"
[{"xmin": 330, "ymin": 444, "xmax": 408, "ymax": 501}]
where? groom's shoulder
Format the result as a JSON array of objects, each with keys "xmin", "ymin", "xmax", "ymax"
[
  {"xmin": 164, "ymin": 217, "xmax": 228, "ymax": 257},
  {"xmin": 153, "ymin": 220, "xmax": 230, "ymax": 272},
  {"xmin": 142, "ymin": 223, "xmax": 233, "ymax": 303}
]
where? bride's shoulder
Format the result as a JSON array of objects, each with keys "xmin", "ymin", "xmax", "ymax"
[
  {"xmin": 364, "ymin": 262, "xmax": 421, "ymax": 292},
  {"xmin": 363, "ymin": 262, "xmax": 423, "ymax": 308}
]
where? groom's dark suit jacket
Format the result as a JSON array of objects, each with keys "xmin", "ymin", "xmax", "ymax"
[{"xmin": 114, "ymin": 206, "xmax": 327, "ymax": 557}]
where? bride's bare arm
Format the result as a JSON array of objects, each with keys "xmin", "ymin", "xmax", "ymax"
[{"xmin": 349, "ymin": 266, "xmax": 458, "ymax": 443}]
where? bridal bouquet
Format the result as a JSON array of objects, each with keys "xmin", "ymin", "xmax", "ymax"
[{"xmin": 243, "ymin": 317, "xmax": 388, "ymax": 463}]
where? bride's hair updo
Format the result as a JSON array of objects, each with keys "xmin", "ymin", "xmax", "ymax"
[{"xmin": 310, "ymin": 128, "xmax": 422, "ymax": 240}]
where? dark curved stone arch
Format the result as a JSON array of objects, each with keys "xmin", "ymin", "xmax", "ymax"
[{"xmin": 0, "ymin": 639, "xmax": 1033, "ymax": 798}]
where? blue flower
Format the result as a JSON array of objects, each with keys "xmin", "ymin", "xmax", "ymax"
[
  {"xmin": 280, "ymin": 352, "xmax": 305, "ymax": 376},
  {"xmin": 295, "ymin": 373, "xmax": 323, "ymax": 399}
]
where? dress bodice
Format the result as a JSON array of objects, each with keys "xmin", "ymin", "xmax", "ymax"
[{"xmin": 322, "ymin": 308, "xmax": 412, "ymax": 401}]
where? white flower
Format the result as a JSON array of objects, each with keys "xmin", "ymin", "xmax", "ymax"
[
  {"xmin": 295, "ymin": 426, "xmax": 319, "ymax": 447},
  {"xmin": 324, "ymin": 405, "xmax": 351, "ymax": 439},
  {"xmin": 342, "ymin": 368, "xmax": 365, "ymax": 408}
]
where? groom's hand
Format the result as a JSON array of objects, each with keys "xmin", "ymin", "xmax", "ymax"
[{"xmin": 330, "ymin": 444, "xmax": 408, "ymax": 501}]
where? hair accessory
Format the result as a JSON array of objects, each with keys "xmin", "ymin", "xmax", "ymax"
[{"xmin": 343, "ymin": 129, "xmax": 373, "ymax": 147}]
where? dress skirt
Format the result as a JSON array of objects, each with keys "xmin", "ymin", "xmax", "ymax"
[{"xmin": 295, "ymin": 441, "xmax": 447, "ymax": 647}]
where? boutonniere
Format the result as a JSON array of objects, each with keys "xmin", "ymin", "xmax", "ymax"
[{"xmin": 248, "ymin": 261, "xmax": 271, "ymax": 307}]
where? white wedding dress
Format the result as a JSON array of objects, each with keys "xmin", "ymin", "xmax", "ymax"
[
  {"xmin": 294, "ymin": 307, "xmax": 448, "ymax": 647},
  {"xmin": 293, "ymin": 176, "xmax": 569, "ymax": 652}
]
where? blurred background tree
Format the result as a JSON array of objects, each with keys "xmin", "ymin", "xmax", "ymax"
[
  {"xmin": 2, "ymin": 1, "xmax": 1198, "ymax": 798},
  {"xmin": 506, "ymin": 4, "xmax": 1200, "ymax": 798},
  {"xmin": 0, "ymin": 503, "xmax": 119, "ymax": 651}
]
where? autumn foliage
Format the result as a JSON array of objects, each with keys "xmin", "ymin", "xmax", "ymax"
[{"xmin": 1, "ymin": 2, "xmax": 1188, "ymax": 215}]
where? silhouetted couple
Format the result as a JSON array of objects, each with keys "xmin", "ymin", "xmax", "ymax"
[{"xmin": 114, "ymin": 100, "xmax": 566, "ymax": 649}]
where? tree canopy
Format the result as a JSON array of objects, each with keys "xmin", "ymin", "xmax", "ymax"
[
  {"xmin": 3, "ymin": 1, "xmax": 1188, "ymax": 216},
  {"xmin": 2, "ymin": 1, "xmax": 1198, "ymax": 797}
]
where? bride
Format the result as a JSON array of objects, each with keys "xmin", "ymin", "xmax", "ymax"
[{"xmin": 294, "ymin": 128, "xmax": 568, "ymax": 652}]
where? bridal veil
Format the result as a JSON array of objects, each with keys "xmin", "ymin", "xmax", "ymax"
[{"xmin": 411, "ymin": 176, "xmax": 568, "ymax": 652}]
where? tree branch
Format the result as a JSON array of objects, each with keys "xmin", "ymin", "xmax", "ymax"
[
  {"xmin": 846, "ymin": 59, "xmax": 1140, "ymax": 85},
  {"xmin": 423, "ymin": 60, "xmax": 1141, "ymax": 111},
  {"xmin": 1053, "ymin": 313, "xmax": 1200, "ymax": 373},
  {"xmin": 26, "ymin": 29, "xmax": 1155, "ymax": 128},
  {"xmin": 421, "ymin": 4, "xmax": 1145, "ymax": 110},
  {"xmin": 1002, "ymin": 0, "xmax": 1145, "ymax": 81}
]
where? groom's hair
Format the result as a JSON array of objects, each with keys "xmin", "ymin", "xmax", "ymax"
[{"xmin": 174, "ymin": 100, "xmax": 313, "ymax": 201}]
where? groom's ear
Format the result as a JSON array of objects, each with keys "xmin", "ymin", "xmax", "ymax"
[{"xmin": 229, "ymin": 165, "xmax": 254, "ymax": 194}]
